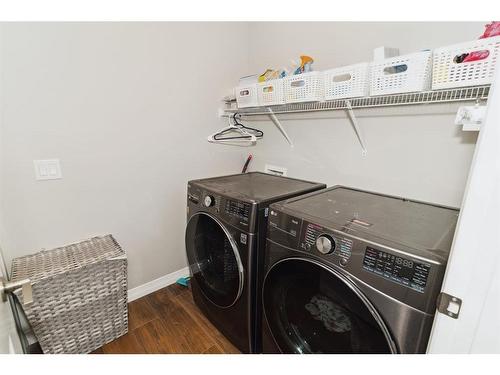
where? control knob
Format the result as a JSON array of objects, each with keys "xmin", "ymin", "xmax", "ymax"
[
  {"xmin": 203, "ymin": 195, "xmax": 215, "ymax": 207},
  {"xmin": 316, "ymin": 235, "xmax": 336, "ymax": 255}
]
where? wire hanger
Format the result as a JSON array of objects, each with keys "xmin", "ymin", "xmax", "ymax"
[
  {"xmin": 208, "ymin": 113, "xmax": 264, "ymax": 145},
  {"xmin": 231, "ymin": 113, "xmax": 263, "ymax": 139}
]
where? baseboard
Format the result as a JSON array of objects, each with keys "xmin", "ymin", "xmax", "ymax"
[{"xmin": 127, "ymin": 266, "xmax": 190, "ymax": 302}]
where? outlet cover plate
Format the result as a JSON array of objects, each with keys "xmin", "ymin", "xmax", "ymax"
[{"xmin": 264, "ymin": 164, "xmax": 288, "ymax": 177}]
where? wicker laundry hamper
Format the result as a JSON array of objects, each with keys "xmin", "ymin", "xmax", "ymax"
[{"xmin": 10, "ymin": 235, "xmax": 128, "ymax": 354}]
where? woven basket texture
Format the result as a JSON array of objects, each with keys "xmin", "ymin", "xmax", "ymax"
[{"xmin": 11, "ymin": 235, "xmax": 128, "ymax": 354}]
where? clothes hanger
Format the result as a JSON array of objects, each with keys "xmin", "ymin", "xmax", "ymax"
[
  {"xmin": 231, "ymin": 113, "xmax": 264, "ymax": 139},
  {"xmin": 207, "ymin": 113, "xmax": 263, "ymax": 145},
  {"xmin": 207, "ymin": 118, "xmax": 256, "ymax": 144}
]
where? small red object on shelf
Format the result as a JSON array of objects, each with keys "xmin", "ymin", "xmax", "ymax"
[
  {"xmin": 480, "ymin": 21, "xmax": 500, "ymax": 39},
  {"xmin": 461, "ymin": 22, "xmax": 500, "ymax": 63}
]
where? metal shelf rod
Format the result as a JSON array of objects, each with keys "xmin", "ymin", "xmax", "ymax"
[{"xmin": 224, "ymin": 85, "xmax": 490, "ymax": 116}]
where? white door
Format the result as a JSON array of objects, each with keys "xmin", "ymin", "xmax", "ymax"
[
  {"xmin": 0, "ymin": 245, "xmax": 23, "ymax": 353},
  {"xmin": 427, "ymin": 61, "xmax": 500, "ymax": 353}
]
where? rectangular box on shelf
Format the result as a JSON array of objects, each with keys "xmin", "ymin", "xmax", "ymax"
[
  {"xmin": 432, "ymin": 36, "xmax": 500, "ymax": 90},
  {"xmin": 235, "ymin": 84, "xmax": 259, "ymax": 108},
  {"xmin": 370, "ymin": 51, "xmax": 432, "ymax": 96},
  {"xmin": 238, "ymin": 74, "xmax": 259, "ymax": 86},
  {"xmin": 323, "ymin": 63, "xmax": 371, "ymax": 100},
  {"xmin": 373, "ymin": 46, "xmax": 400, "ymax": 61},
  {"xmin": 10, "ymin": 235, "xmax": 128, "ymax": 354},
  {"xmin": 283, "ymin": 71, "xmax": 323, "ymax": 103},
  {"xmin": 257, "ymin": 79, "xmax": 285, "ymax": 106}
]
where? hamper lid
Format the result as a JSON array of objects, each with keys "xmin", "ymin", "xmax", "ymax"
[{"xmin": 10, "ymin": 234, "xmax": 125, "ymax": 284}]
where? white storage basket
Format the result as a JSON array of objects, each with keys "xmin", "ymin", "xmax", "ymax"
[
  {"xmin": 283, "ymin": 72, "xmax": 323, "ymax": 103},
  {"xmin": 370, "ymin": 51, "xmax": 432, "ymax": 96},
  {"xmin": 257, "ymin": 79, "xmax": 285, "ymax": 106},
  {"xmin": 323, "ymin": 63, "xmax": 370, "ymax": 100},
  {"xmin": 235, "ymin": 84, "xmax": 259, "ymax": 108},
  {"xmin": 432, "ymin": 36, "xmax": 500, "ymax": 89}
]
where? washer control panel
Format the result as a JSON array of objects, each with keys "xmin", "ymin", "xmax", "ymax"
[
  {"xmin": 362, "ymin": 247, "xmax": 431, "ymax": 293},
  {"xmin": 316, "ymin": 235, "xmax": 335, "ymax": 254},
  {"xmin": 201, "ymin": 191, "xmax": 221, "ymax": 212},
  {"xmin": 188, "ymin": 183, "xmax": 257, "ymax": 232},
  {"xmin": 266, "ymin": 206, "xmax": 442, "ymax": 313},
  {"xmin": 268, "ymin": 209, "xmax": 302, "ymax": 249},
  {"xmin": 203, "ymin": 195, "xmax": 215, "ymax": 207},
  {"xmin": 225, "ymin": 200, "xmax": 250, "ymax": 223},
  {"xmin": 300, "ymin": 222, "xmax": 354, "ymax": 266}
]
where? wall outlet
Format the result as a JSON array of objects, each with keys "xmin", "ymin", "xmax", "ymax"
[
  {"xmin": 34, "ymin": 159, "xmax": 62, "ymax": 180},
  {"xmin": 264, "ymin": 164, "xmax": 288, "ymax": 176}
]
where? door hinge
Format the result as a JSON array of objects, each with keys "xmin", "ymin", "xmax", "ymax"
[{"xmin": 436, "ymin": 292, "xmax": 462, "ymax": 319}]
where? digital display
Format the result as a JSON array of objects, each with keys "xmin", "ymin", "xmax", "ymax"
[
  {"xmin": 225, "ymin": 200, "xmax": 250, "ymax": 221},
  {"xmin": 362, "ymin": 247, "xmax": 430, "ymax": 293}
]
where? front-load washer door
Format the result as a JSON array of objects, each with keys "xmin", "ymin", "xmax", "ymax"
[
  {"xmin": 262, "ymin": 258, "xmax": 396, "ymax": 353},
  {"xmin": 185, "ymin": 212, "xmax": 244, "ymax": 308}
]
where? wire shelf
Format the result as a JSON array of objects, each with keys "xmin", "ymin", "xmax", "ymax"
[{"xmin": 225, "ymin": 85, "xmax": 490, "ymax": 116}]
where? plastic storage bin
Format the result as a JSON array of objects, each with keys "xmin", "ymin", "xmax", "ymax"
[
  {"xmin": 432, "ymin": 36, "xmax": 500, "ymax": 89},
  {"xmin": 323, "ymin": 63, "xmax": 371, "ymax": 100},
  {"xmin": 370, "ymin": 51, "xmax": 432, "ymax": 96},
  {"xmin": 257, "ymin": 79, "xmax": 285, "ymax": 106},
  {"xmin": 11, "ymin": 235, "xmax": 128, "ymax": 354},
  {"xmin": 235, "ymin": 84, "xmax": 259, "ymax": 108},
  {"xmin": 283, "ymin": 71, "xmax": 323, "ymax": 103}
]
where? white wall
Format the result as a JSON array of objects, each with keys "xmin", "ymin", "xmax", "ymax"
[
  {"xmin": 0, "ymin": 23, "xmax": 249, "ymax": 288},
  {"xmin": 246, "ymin": 22, "xmax": 485, "ymax": 207},
  {"xmin": 0, "ymin": 22, "xmax": 488, "ymax": 292}
]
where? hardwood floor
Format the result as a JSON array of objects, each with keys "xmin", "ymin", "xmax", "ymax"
[{"xmin": 92, "ymin": 283, "xmax": 240, "ymax": 354}]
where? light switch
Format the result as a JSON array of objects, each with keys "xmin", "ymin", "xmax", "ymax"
[{"xmin": 34, "ymin": 159, "xmax": 62, "ymax": 180}]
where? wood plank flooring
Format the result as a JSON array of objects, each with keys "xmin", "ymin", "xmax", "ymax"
[{"xmin": 92, "ymin": 283, "xmax": 240, "ymax": 354}]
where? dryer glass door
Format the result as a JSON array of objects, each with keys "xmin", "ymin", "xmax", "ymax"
[
  {"xmin": 185, "ymin": 212, "xmax": 243, "ymax": 308},
  {"xmin": 263, "ymin": 258, "xmax": 394, "ymax": 353}
]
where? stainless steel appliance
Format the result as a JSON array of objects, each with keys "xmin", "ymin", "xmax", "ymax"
[
  {"xmin": 185, "ymin": 172, "xmax": 325, "ymax": 353},
  {"xmin": 262, "ymin": 186, "xmax": 459, "ymax": 353}
]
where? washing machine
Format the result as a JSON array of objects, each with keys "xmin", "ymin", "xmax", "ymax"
[
  {"xmin": 185, "ymin": 172, "xmax": 326, "ymax": 353},
  {"xmin": 261, "ymin": 186, "xmax": 459, "ymax": 354}
]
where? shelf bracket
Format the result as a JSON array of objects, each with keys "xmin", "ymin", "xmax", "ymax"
[
  {"xmin": 267, "ymin": 108, "xmax": 294, "ymax": 147},
  {"xmin": 345, "ymin": 100, "xmax": 367, "ymax": 156}
]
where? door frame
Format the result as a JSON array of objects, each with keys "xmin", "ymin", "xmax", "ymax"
[
  {"xmin": 427, "ymin": 60, "xmax": 500, "ymax": 353},
  {"xmin": 0, "ymin": 245, "xmax": 24, "ymax": 354}
]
